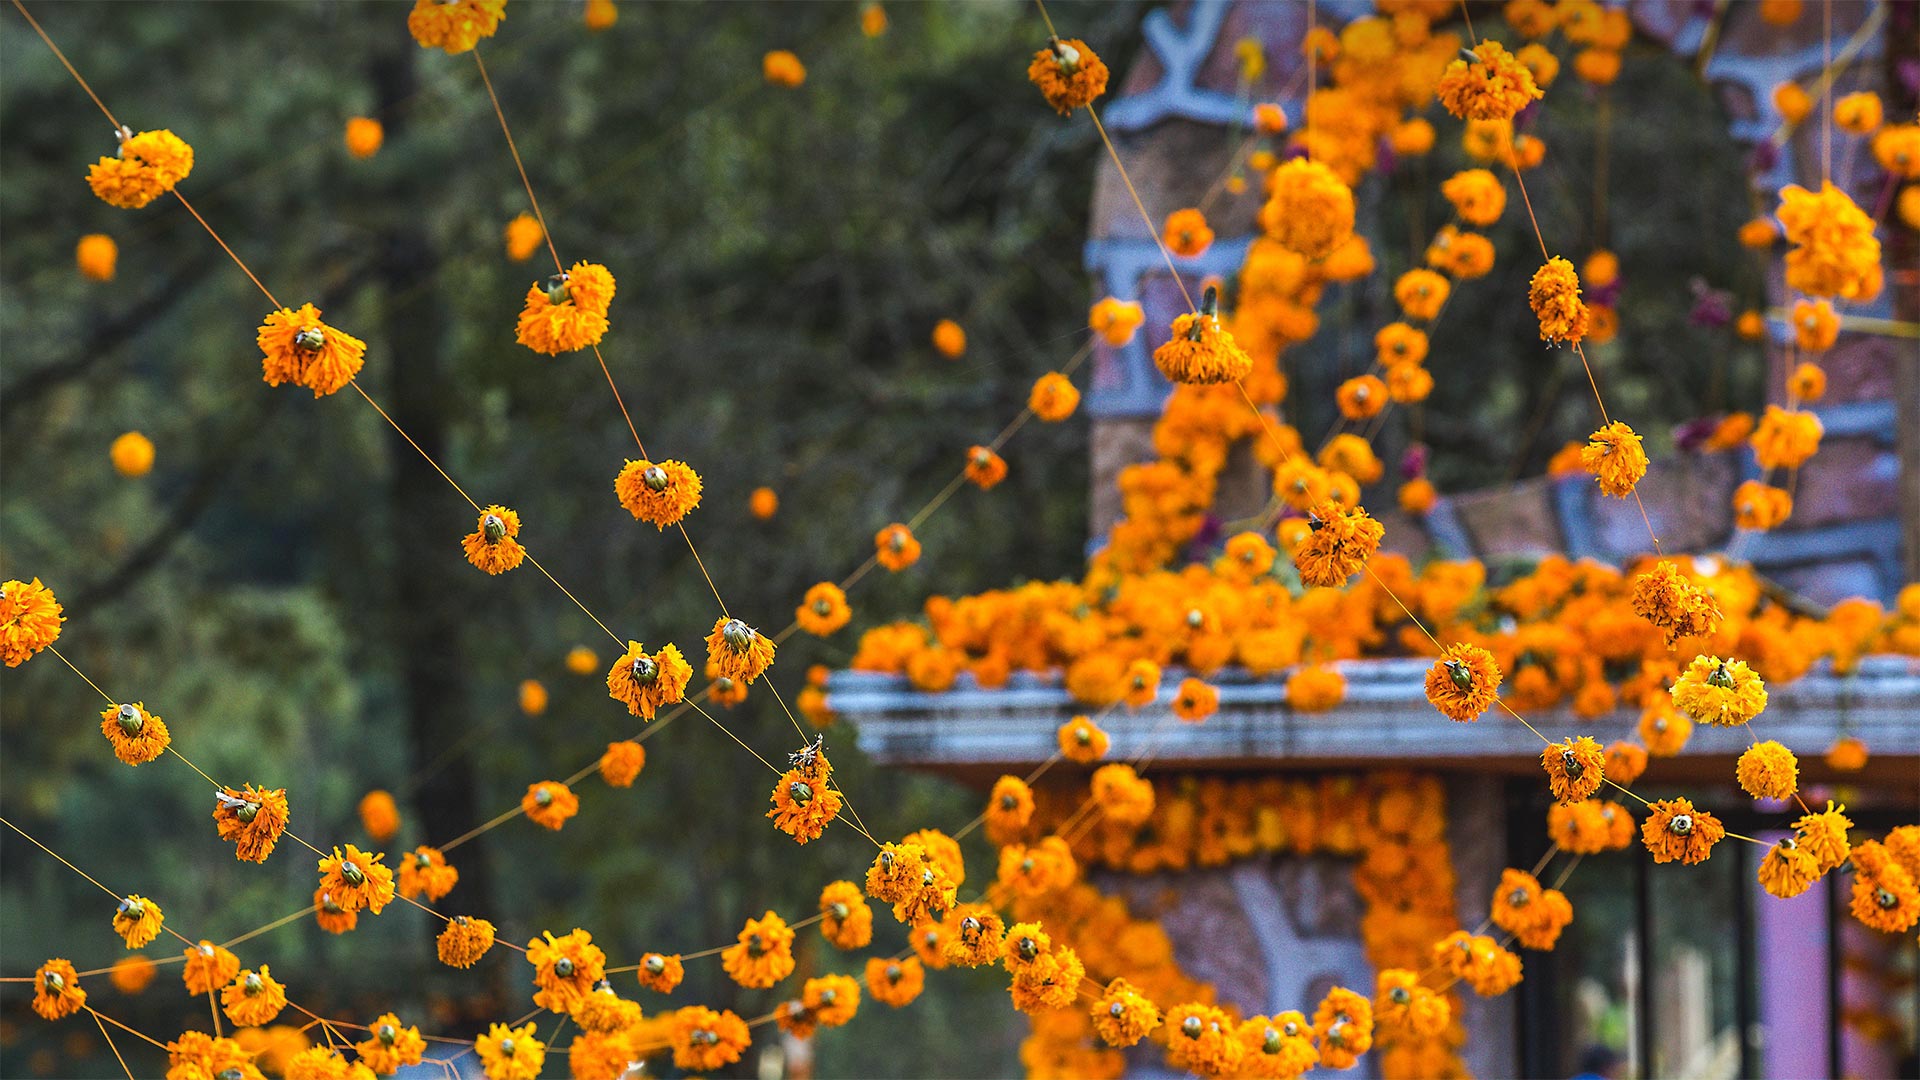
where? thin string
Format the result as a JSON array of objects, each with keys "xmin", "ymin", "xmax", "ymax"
[
  {"xmin": 473, "ymin": 49, "xmax": 564, "ymax": 274},
  {"xmin": 91, "ymin": 1008, "xmax": 135, "ymax": 1080}
]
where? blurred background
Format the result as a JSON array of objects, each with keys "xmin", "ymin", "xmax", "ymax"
[{"xmin": 0, "ymin": 1, "xmax": 1786, "ymax": 1077}]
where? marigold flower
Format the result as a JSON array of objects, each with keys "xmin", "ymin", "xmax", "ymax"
[
  {"xmin": 1825, "ymin": 735, "xmax": 1867, "ymax": 771},
  {"xmin": 1735, "ymin": 309, "xmax": 1767, "ymax": 339},
  {"xmin": 103, "ymin": 433, "xmax": 156, "ymax": 483},
  {"xmin": 1490, "ymin": 868, "xmax": 1574, "ymax": 950},
  {"xmin": 355, "ymin": 789, "xmax": 400, "ymax": 843},
  {"xmin": 523, "ymin": 928, "xmax": 605, "ymax": 1013},
  {"xmin": 181, "ymin": 940, "xmax": 240, "ymax": 996},
  {"xmin": 1171, "ymin": 678, "xmax": 1219, "ymax": 723},
  {"xmin": 590, "ymin": 740, "xmax": 643, "ymax": 789},
  {"xmin": 1393, "ymin": 268, "xmax": 1450, "ymax": 321},
  {"xmin": 817, "ymin": 880, "xmax": 873, "ymax": 950},
  {"xmin": 1432, "ymin": 931, "xmax": 1522, "ymax": 996},
  {"xmin": 1029, "ymin": 371, "xmax": 1080, "ymax": 420},
  {"xmin": 352, "ymin": 1013, "xmax": 425, "ymax": 1076},
  {"xmin": 1009, "ymin": 945, "xmax": 1084, "ymax": 1014},
  {"xmin": 1056, "ymin": 715, "xmax": 1109, "ymax": 762},
  {"xmin": 582, "ymin": 0, "xmax": 617, "ymax": 31},
  {"xmin": 787, "ymin": 973, "xmax": 859, "ymax": 1036},
  {"xmin": 1163, "ymin": 208, "xmax": 1214, "ymax": 258},
  {"xmin": 222, "ymin": 965, "xmax": 288, "ymax": 1026},
  {"xmin": 1439, "ymin": 168, "xmax": 1507, "ymax": 226},
  {"xmin": 1831, "ymin": 91, "xmax": 1882, "ymax": 135},
  {"xmin": 521, "ymin": 781, "xmax": 579, "ymax": 831},
  {"xmin": 313, "ymin": 886, "xmax": 357, "ymax": 935},
  {"xmin": 1154, "ymin": 289, "xmax": 1253, "ymax": 385},
  {"xmin": 945, "ymin": 905, "xmax": 1006, "ymax": 968},
  {"xmin": 76, "ymin": 233, "xmax": 119, "ymax": 282},
  {"xmin": 787, "ymin": 582, "xmax": 851, "ymax": 639},
  {"xmin": 32, "ymin": 958, "xmax": 85, "ymax": 1021},
  {"xmin": 1603, "ymin": 741, "xmax": 1647, "ymax": 786},
  {"xmin": 1165, "ymin": 1003, "xmax": 1245, "ymax": 1076},
  {"xmin": 1792, "ymin": 302, "xmax": 1838, "ymax": 357},
  {"xmin": 1900, "ymin": 184, "xmax": 1920, "ymax": 230},
  {"xmin": 342, "ymin": 116, "xmax": 384, "ymax": 160},
  {"xmin": 1733, "ymin": 480, "xmax": 1793, "ymax": 531},
  {"xmin": 475, "ymin": 1021, "xmax": 544, "ymax": 1080},
  {"xmin": 396, "ymin": 845, "xmax": 458, "ymax": 902},
  {"xmin": 1671, "ymin": 655, "xmax": 1767, "ymax": 726},
  {"xmin": 1438, "ymin": 40, "xmax": 1543, "ymax": 121},
  {"xmin": 87, "ymin": 128, "xmax": 194, "ymax": 209},
  {"xmin": 105, "ymin": 893, "xmax": 162, "ymax": 949},
  {"xmin": 1750, "ymin": 404, "xmax": 1823, "ymax": 470},
  {"xmin": 1292, "ymin": 501, "xmax": 1384, "ymax": 588},
  {"xmin": 769, "ymin": 750, "xmax": 842, "ymax": 844},
  {"xmin": 1426, "ymin": 225, "xmax": 1496, "ymax": 279},
  {"xmin": 105, "ymin": 954, "xmax": 154, "ymax": 995},
  {"xmin": 437, "ymin": 915, "xmax": 496, "ymax": 968},
  {"xmin": 1628, "ymin": 560, "xmax": 1723, "ymax": 645},
  {"xmin": 1516, "ymin": 41, "xmax": 1560, "ymax": 87},
  {"xmin": 313, "ymin": 844, "xmax": 395, "ymax": 914},
  {"xmin": 1374, "ymin": 969, "xmax": 1448, "ymax": 1036},
  {"xmin": 503, "ymin": 212, "xmax": 543, "ymax": 261},
  {"xmin": 1579, "ymin": 420, "xmax": 1646, "ymax": 497},
  {"xmin": 1529, "ymin": 256, "xmax": 1590, "ymax": 345},
  {"xmin": 704, "ymin": 617, "xmax": 775, "ymax": 687},
  {"xmin": 1261, "ymin": 159, "xmax": 1355, "ymax": 259},
  {"xmin": 605, "ymin": 640, "xmax": 692, "ymax": 719},
  {"xmin": 516, "ymin": 261, "xmax": 615, "ymax": 355},
  {"xmin": 1089, "ymin": 297, "xmax": 1145, "ymax": 346},
  {"xmin": 763, "ymin": 49, "xmax": 807, "ymax": 88},
  {"xmin": 1849, "ymin": 840, "xmax": 1920, "ymax": 934},
  {"xmin": 1088, "ymin": 977, "xmax": 1159, "ymax": 1047},
  {"xmin": 1872, "ymin": 124, "xmax": 1920, "ymax": 179},
  {"xmin": 1028, "ymin": 36, "xmax": 1108, "ymax": 114},
  {"xmin": 460, "ymin": 505, "xmax": 526, "ymax": 575},
  {"xmin": 1311, "ymin": 986, "xmax": 1374, "ymax": 1069},
  {"xmin": 1424, "ymin": 643, "xmax": 1501, "ymax": 721},
  {"xmin": 1735, "ymin": 739, "xmax": 1798, "ymax": 801},
  {"xmin": 873, "ymin": 522, "xmax": 921, "ymax": 571},
  {"xmin": 1251, "ymin": 101, "xmax": 1288, "ymax": 134},
  {"xmin": 1091, "ymin": 763, "xmax": 1156, "ymax": 827},
  {"xmin": 406, "ymin": 0, "xmax": 505, "ymax": 53},
  {"xmin": 97, "ymin": 701, "xmax": 170, "ymax": 766},
  {"xmin": 962, "ymin": 446, "xmax": 1009, "ymax": 490},
  {"xmin": 610, "ymin": 456, "xmax": 701, "ymax": 528},
  {"xmin": 871, "ymin": 841, "xmax": 956, "ymax": 924},
  {"xmin": 1777, "ymin": 181, "xmax": 1881, "ymax": 300},
  {"xmin": 923, "ymin": 319, "xmax": 968, "ymax": 362},
  {"xmin": 1286, "ymin": 664, "xmax": 1346, "ymax": 712},
  {"xmin": 1542, "ymin": 736, "xmax": 1606, "ymax": 803},
  {"xmin": 510, "ymin": 679, "xmax": 546, "ymax": 719},
  {"xmin": 1755, "ymin": 834, "xmax": 1822, "ymax": 898},
  {"xmin": 866, "ymin": 956, "xmax": 925, "ymax": 1007},
  {"xmin": 258, "ymin": 303, "xmax": 366, "ymax": 396},
  {"xmin": 1335, "ymin": 374, "xmax": 1387, "ymax": 420},
  {"xmin": 1639, "ymin": 701, "xmax": 1692, "ymax": 756},
  {"xmin": 1641, "ymin": 797, "xmax": 1724, "ymax": 864}
]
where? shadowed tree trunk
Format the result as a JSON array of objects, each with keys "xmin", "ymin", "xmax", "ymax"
[{"xmin": 369, "ymin": 42, "xmax": 497, "ymax": 963}]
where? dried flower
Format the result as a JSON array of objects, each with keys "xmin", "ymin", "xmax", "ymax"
[
  {"xmin": 258, "ymin": 304, "xmax": 366, "ymax": 396},
  {"xmin": 1028, "ymin": 37, "xmax": 1108, "ymax": 114},
  {"xmin": 462, "ymin": 505, "xmax": 526, "ymax": 575},
  {"xmin": 521, "ymin": 781, "xmax": 579, "ymax": 831},
  {"xmin": 605, "ymin": 640, "xmax": 693, "ymax": 719}
]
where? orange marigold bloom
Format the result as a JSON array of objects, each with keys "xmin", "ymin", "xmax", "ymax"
[
  {"xmin": 1057, "ymin": 715, "xmax": 1109, "ymax": 761},
  {"xmin": 76, "ymin": 233, "xmax": 117, "ymax": 281},
  {"xmin": 1029, "ymin": 371, "xmax": 1080, "ymax": 420},
  {"xmin": 516, "ymin": 262, "xmax": 615, "ymax": 355},
  {"xmin": 1089, "ymin": 297, "xmax": 1145, "ymax": 346},
  {"xmin": 1603, "ymin": 741, "xmax": 1647, "ymax": 786},
  {"xmin": 1028, "ymin": 37, "xmax": 1108, "ymax": 114},
  {"xmin": 706, "ymin": 617, "xmax": 776, "ymax": 684},
  {"xmin": 0, "ymin": 580, "xmax": 61, "ymax": 664},
  {"xmin": 1639, "ymin": 701, "xmax": 1692, "ymax": 756},
  {"xmin": 605, "ymin": 640, "xmax": 693, "ymax": 719},
  {"xmin": 1154, "ymin": 290, "xmax": 1253, "ymax": 385},
  {"xmin": 1873, "ymin": 124, "xmax": 1920, "ymax": 179},
  {"xmin": 1312, "ymin": 986, "xmax": 1374, "ymax": 1069},
  {"xmin": 1261, "ymin": 159, "xmax": 1355, "ymax": 259},
  {"xmin": 945, "ymin": 905, "xmax": 1006, "ymax": 968},
  {"xmin": 1375, "ymin": 969, "xmax": 1448, "ymax": 1037},
  {"xmin": 1165, "ymin": 1003, "xmax": 1245, "ymax": 1076},
  {"xmin": 1426, "ymin": 225, "xmax": 1495, "ymax": 280},
  {"xmin": 598, "ymin": 740, "xmax": 645, "ymax": 788},
  {"xmin": 1173, "ymin": 678, "xmax": 1219, "ymax": 723},
  {"xmin": 1733, "ymin": 480, "xmax": 1794, "ymax": 531},
  {"xmin": 358, "ymin": 789, "xmax": 400, "ymax": 842},
  {"xmin": 1758, "ymin": 835, "xmax": 1822, "ymax": 898},
  {"xmin": 1736, "ymin": 740, "xmax": 1799, "ymax": 800},
  {"xmin": 985, "ymin": 775, "xmax": 1035, "ymax": 841},
  {"xmin": 1393, "ymin": 268, "xmax": 1450, "ymax": 321},
  {"xmin": 784, "ymin": 974, "xmax": 859, "ymax": 1036},
  {"xmin": 1374, "ymin": 321, "xmax": 1428, "ymax": 367},
  {"xmin": 1767, "ymin": 81, "xmax": 1813, "ymax": 128},
  {"xmin": 1432, "ymin": 931, "xmax": 1523, "ymax": 996},
  {"xmin": 396, "ymin": 845, "xmax": 458, "ymax": 903},
  {"xmin": 87, "ymin": 128, "xmax": 194, "ymax": 209},
  {"xmin": 763, "ymin": 49, "xmax": 807, "ymax": 87},
  {"xmin": 212, "ymin": 776, "xmax": 286, "ymax": 860},
  {"xmin": 1163, "ymin": 208, "xmax": 1214, "ymax": 258},
  {"xmin": 866, "ymin": 841, "xmax": 955, "ymax": 924},
  {"xmin": 1253, "ymin": 102, "xmax": 1288, "ymax": 134},
  {"xmin": 1425, "ymin": 643, "xmax": 1502, "ymax": 721},
  {"xmin": 222, "ymin": 966, "xmax": 289, "ymax": 1027},
  {"xmin": 1490, "ymin": 868, "xmax": 1574, "ymax": 950},
  {"xmin": 1580, "ymin": 421, "xmax": 1646, "ymax": 497},
  {"xmin": 1832, "ymin": 91, "xmax": 1882, "ymax": 135},
  {"xmin": 98, "ymin": 701, "xmax": 170, "ymax": 766},
  {"xmin": 1286, "ymin": 664, "xmax": 1346, "ymax": 712},
  {"xmin": 1237, "ymin": 1011, "xmax": 1317, "ymax": 1077},
  {"xmin": 1541, "ymin": 737, "xmax": 1606, "ymax": 803},
  {"xmin": 526, "ymin": 928, "xmax": 605, "ymax": 1013},
  {"xmin": 355, "ymin": 1013, "xmax": 425, "ymax": 1075},
  {"xmin": 437, "ymin": 915, "xmax": 496, "ymax": 968},
  {"xmin": 316, "ymin": 844, "xmax": 395, "ymax": 914},
  {"xmin": 32, "ymin": 958, "xmax": 85, "ymax": 1020},
  {"xmin": 475, "ymin": 1021, "xmax": 545, "ymax": 1080},
  {"xmin": 1091, "ymin": 763, "xmax": 1156, "ymax": 827},
  {"xmin": 866, "ymin": 956, "xmax": 924, "ymax": 1007},
  {"xmin": 406, "ymin": 0, "xmax": 505, "ymax": 54},
  {"xmin": 182, "ymin": 940, "xmax": 240, "ymax": 996},
  {"xmin": 504, "ymin": 212, "xmax": 543, "ymax": 262},
  {"xmin": 574, "ymin": 985, "xmax": 641, "ymax": 1036},
  {"xmin": 1642, "ymin": 797, "xmax": 1725, "ymax": 864},
  {"xmin": 522, "ymin": 781, "xmax": 579, "ymax": 831},
  {"xmin": 964, "ymin": 445, "xmax": 1009, "ymax": 490},
  {"xmin": 1292, "ymin": 501, "xmax": 1384, "ymax": 587},
  {"xmin": 1398, "ymin": 477, "xmax": 1437, "ymax": 515},
  {"xmin": 1792, "ymin": 300, "xmax": 1839, "ymax": 355},
  {"xmin": 1670, "ymin": 655, "xmax": 1767, "ymax": 726},
  {"xmin": 344, "ymin": 117, "xmax": 383, "ymax": 159},
  {"xmin": 1529, "ymin": 257, "xmax": 1590, "ymax": 345},
  {"xmin": 613, "ymin": 458, "xmax": 701, "ymax": 529},
  {"xmin": 768, "ymin": 751, "xmax": 843, "ymax": 844},
  {"xmin": 258, "ymin": 304, "xmax": 366, "ymax": 396},
  {"xmin": 1777, "ymin": 182, "xmax": 1881, "ymax": 300},
  {"xmin": 926, "ymin": 319, "xmax": 968, "ymax": 361},
  {"xmin": 1794, "ymin": 802, "xmax": 1853, "ymax": 871},
  {"xmin": 819, "ymin": 881, "xmax": 874, "ymax": 950},
  {"xmin": 796, "ymin": 581, "xmax": 852, "ymax": 637},
  {"xmin": 107, "ymin": 893, "xmax": 162, "ymax": 948},
  {"xmin": 669, "ymin": 1006, "xmax": 749, "ymax": 1074},
  {"xmin": 314, "ymin": 885, "xmax": 358, "ymax": 935},
  {"xmin": 1092, "ymin": 977, "xmax": 1160, "ymax": 1047},
  {"xmin": 632, "ymin": 951, "xmax": 684, "ymax": 993},
  {"xmin": 874, "ymin": 523, "xmax": 921, "ymax": 571},
  {"xmin": 109, "ymin": 430, "xmax": 153, "ymax": 476},
  {"xmin": 1750, "ymin": 404, "xmax": 1823, "ymax": 470},
  {"xmin": 461, "ymin": 505, "xmax": 525, "ymax": 575},
  {"xmin": 1335, "ymin": 374, "xmax": 1387, "ymax": 420},
  {"xmin": 1849, "ymin": 841, "xmax": 1920, "ymax": 934},
  {"xmin": 1825, "ymin": 735, "xmax": 1868, "ymax": 771},
  {"xmin": 108, "ymin": 954, "xmax": 155, "ymax": 995},
  {"xmin": 1009, "ymin": 945, "xmax": 1084, "ymax": 1014},
  {"xmin": 1440, "ymin": 168, "xmax": 1507, "ymax": 226},
  {"xmin": 1628, "ymin": 560, "xmax": 1723, "ymax": 645},
  {"xmin": 1122, "ymin": 658, "xmax": 1161, "ymax": 708},
  {"xmin": 1437, "ymin": 40, "xmax": 1543, "ymax": 120}
]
